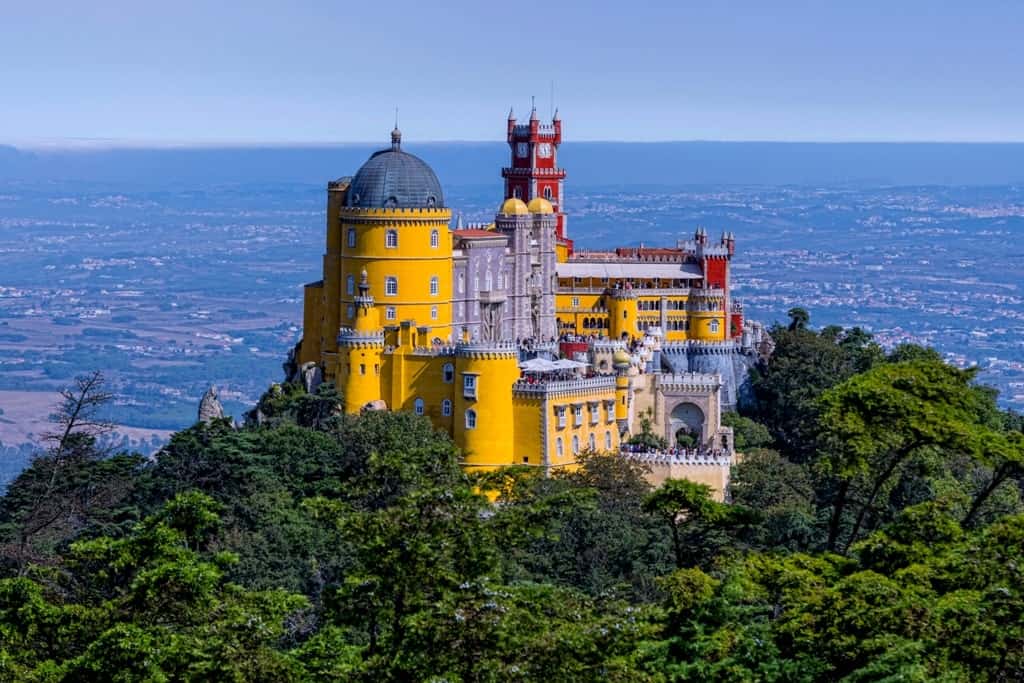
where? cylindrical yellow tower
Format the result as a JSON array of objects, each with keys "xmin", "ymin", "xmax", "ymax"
[
  {"xmin": 609, "ymin": 290, "xmax": 639, "ymax": 340},
  {"xmin": 340, "ymin": 269, "xmax": 384, "ymax": 413},
  {"xmin": 453, "ymin": 342, "xmax": 520, "ymax": 471}
]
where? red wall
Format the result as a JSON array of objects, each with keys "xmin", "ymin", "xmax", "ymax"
[{"xmin": 703, "ymin": 258, "xmax": 728, "ymax": 289}]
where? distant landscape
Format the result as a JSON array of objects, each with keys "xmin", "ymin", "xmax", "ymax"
[{"xmin": 1, "ymin": 142, "xmax": 1022, "ymax": 485}]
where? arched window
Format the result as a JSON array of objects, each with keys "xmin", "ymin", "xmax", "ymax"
[
  {"xmin": 442, "ymin": 399, "xmax": 452, "ymax": 416},
  {"xmin": 442, "ymin": 363, "xmax": 454, "ymax": 383},
  {"xmin": 430, "ymin": 276, "xmax": 439, "ymax": 296},
  {"xmin": 556, "ymin": 437, "xmax": 563, "ymax": 457},
  {"xmin": 458, "ymin": 273, "xmax": 465, "ymax": 294},
  {"xmin": 386, "ymin": 230, "xmax": 398, "ymax": 248},
  {"xmin": 589, "ymin": 433, "xmax": 596, "ymax": 451},
  {"xmin": 430, "ymin": 230, "xmax": 439, "ymax": 248},
  {"xmin": 347, "ymin": 229, "xmax": 356, "ymax": 248},
  {"xmin": 385, "ymin": 306, "xmax": 396, "ymax": 320},
  {"xmin": 543, "ymin": 186, "xmax": 553, "ymax": 200},
  {"xmin": 513, "ymin": 187, "xmax": 521, "ymax": 199},
  {"xmin": 385, "ymin": 277, "xmax": 398, "ymax": 296},
  {"xmin": 465, "ymin": 409, "xmax": 477, "ymax": 430},
  {"xmin": 605, "ymin": 431, "xmax": 612, "ymax": 450},
  {"xmin": 709, "ymin": 319, "xmax": 720, "ymax": 334},
  {"xmin": 484, "ymin": 272, "xmax": 493, "ymax": 291},
  {"xmin": 473, "ymin": 274, "xmax": 480, "ymax": 293},
  {"xmin": 346, "ymin": 275, "xmax": 355, "ymax": 295},
  {"xmin": 431, "ymin": 305, "xmax": 438, "ymax": 320},
  {"xmin": 414, "ymin": 398, "xmax": 424, "ymax": 415},
  {"xmin": 572, "ymin": 435, "xmax": 580, "ymax": 455}
]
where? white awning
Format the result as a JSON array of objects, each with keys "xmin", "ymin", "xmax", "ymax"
[
  {"xmin": 555, "ymin": 262, "xmax": 703, "ymax": 280},
  {"xmin": 519, "ymin": 358, "xmax": 558, "ymax": 372}
]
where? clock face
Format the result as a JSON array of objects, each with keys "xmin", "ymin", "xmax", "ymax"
[
  {"xmin": 537, "ymin": 143, "xmax": 553, "ymax": 159},
  {"xmin": 516, "ymin": 142, "xmax": 529, "ymax": 158}
]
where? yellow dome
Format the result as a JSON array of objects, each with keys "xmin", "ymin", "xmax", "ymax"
[
  {"xmin": 612, "ymin": 349, "xmax": 631, "ymax": 366},
  {"xmin": 527, "ymin": 197, "xmax": 554, "ymax": 214},
  {"xmin": 500, "ymin": 197, "xmax": 529, "ymax": 215}
]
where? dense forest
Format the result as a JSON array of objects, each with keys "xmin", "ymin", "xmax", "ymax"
[{"xmin": 1, "ymin": 311, "xmax": 1022, "ymax": 681}]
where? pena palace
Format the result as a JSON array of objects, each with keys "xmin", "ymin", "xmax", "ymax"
[{"xmin": 289, "ymin": 107, "xmax": 771, "ymax": 499}]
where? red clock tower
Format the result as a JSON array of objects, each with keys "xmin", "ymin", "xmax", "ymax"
[{"xmin": 502, "ymin": 103, "xmax": 572, "ymax": 254}]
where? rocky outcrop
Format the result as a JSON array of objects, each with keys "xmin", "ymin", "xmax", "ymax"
[{"xmin": 198, "ymin": 385, "xmax": 225, "ymax": 423}]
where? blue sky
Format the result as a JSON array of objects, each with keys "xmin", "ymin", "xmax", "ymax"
[{"xmin": 3, "ymin": 1, "xmax": 1023, "ymax": 145}]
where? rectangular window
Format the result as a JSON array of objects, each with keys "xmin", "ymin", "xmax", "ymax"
[
  {"xmin": 589, "ymin": 403, "xmax": 599, "ymax": 425},
  {"xmin": 571, "ymin": 297, "xmax": 580, "ymax": 308},
  {"xmin": 430, "ymin": 277, "xmax": 439, "ymax": 296},
  {"xmin": 347, "ymin": 229, "xmax": 356, "ymax": 248},
  {"xmin": 431, "ymin": 306, "xmax": 438, "ymax": 320},
  {"xmin": 386, "ymin": 230, "xmax": 398, "ymax": 248},
  {"xmin": 573, "ymin": 404, "xmax": 583, "ymax": 427},
  {"xmin": 386, "ymin": 306, "xmax": 396, "ymax": 320},
  {"xmin": 347, "ymin": 305, "xmax": 354, "ymax": 319},
  {"xmin": 385, "ymin": 277, "xmax": 398, "ymax": 296},
  {"xmin": 555, "ymin": 406, "xmax": 566, "ymax": 429},
  {"xmin": 463, "ymin": 374, "xmax": 477, "ymax": 399}
]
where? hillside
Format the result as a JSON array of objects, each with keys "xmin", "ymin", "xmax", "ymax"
[{"xmin": 0, "ymin": 321, "xmax": 1021, "ymax": 680}]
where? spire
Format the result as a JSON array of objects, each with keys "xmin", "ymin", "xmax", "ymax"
[
  {"xmin": 530, "ymin": 96, "xmax": 538, "ymax": 121},
  {"xmin": 508, "ymin": 106, "xmax": 515, "ymax": 121},
  {"xmin": 553, "ymin": 107, "xmax": 560, "ymax": 122},
  {"xmin": 455, "ymin": 211, "xmax": 465, "ymax": 230},
  {"xmin": 391, "ymin": 108, "xmax": 401, "ymax": 151}
]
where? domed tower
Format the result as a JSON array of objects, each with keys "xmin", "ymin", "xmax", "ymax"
[{"xmin": 300, "ymin": 127, "xmax": 454, "ymax": 381}]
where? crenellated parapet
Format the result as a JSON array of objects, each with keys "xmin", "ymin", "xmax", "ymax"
[
  {"xmin": 338, "ymin": 206, "xmax": 452, "ymax": 226},
  {"xmin": 662, "ymin": 340, "xmax": 741, "ymax": 355},
  {"xmin": 337, "ymin": 329, "xmax": 385, "ymax": 348},
  {"xmin": 455, "ymin": 340, "xmax": 519, "ymax": 360},
  {"xmin": 658, "ymin": 372, "xmax": 722, "ymax": 393}
]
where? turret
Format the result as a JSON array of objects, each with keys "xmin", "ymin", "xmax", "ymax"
[{"xmin": 340, "ymin": 268, "xmax": 384, "ymax": 413}]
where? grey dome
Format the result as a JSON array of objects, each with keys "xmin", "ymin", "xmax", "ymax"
[{"xmin": 346, "ymin": 133, "xmax": 444, "ymax": 209}]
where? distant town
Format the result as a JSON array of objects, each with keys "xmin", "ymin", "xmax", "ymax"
[{"xmin": 0, "ymin": 180, "xmax": 1021, "ymax": 479}]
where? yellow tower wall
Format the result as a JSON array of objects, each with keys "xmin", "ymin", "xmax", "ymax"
[
  {"xmin": 453, "ymin": 347, "xmax": 519, "ymax": 471},
  {"xmin": 609, "ymin": 295, "xmax": 638, "ymax": 340},
  {"xmin": 338, "ymin": 207, "xmax": 453, "ymax": 335}
]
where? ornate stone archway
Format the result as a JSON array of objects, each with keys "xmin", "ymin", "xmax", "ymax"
[{"xmin": 669, "ymin": 401, "xmax": 705, "ymax": 445}]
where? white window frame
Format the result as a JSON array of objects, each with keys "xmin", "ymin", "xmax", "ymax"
[
  {"xmin": 572, "ymin": 435, "xmax": 580, "ymax": 455},
  {"xmin": 430, "ymin": 276, "xmax": 439, "ymax": 296},
  {"xmin": 386, "ymin": 229, "xmax": 398, "ymax": 249},
  {"xmin": 431, "ymin": 305, "xmax": 438, "ymax": 320},
  {"xmin": 385, "ymin": 306, "xmax": 396, "ymax": 321},
  {"xmin": 463, "ymin": 374, "xmax": 477, "ymax": 399},
  {"xmin": 430, "ymin": 230, "xmax": 439, "ymax": 248},
  {"xmin": 605, "ymin": 431, "xmax": 612, "ymax": 450},
  {"xmin": 556, "ymin": 437, "xmax": 563, "ymax": 457},
  {"xmin": 385, "ymin": 276, "xmax": 398, "ymax": 296},
  {"xmin": 465, "ymin": 409, "xmax": 477, "ymax": 430},
  {"xmin": 573, "ymin": 404, "xmax": 583, "ymax": 427},
  {"xmin": 589, "ymin": 433, "xmax": 596, "ymax": 451}
]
